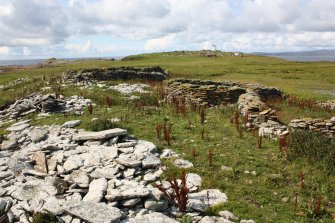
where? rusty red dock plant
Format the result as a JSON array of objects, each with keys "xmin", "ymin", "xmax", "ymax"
[{"xmin": 155, "ymin": 172, "xmax": 189, "ymax": 213}]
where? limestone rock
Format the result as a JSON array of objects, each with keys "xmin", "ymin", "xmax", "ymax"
[
  {"xmin": 62, "ymin": 120, "xmax": 81, "ymax": 128},
  {"xmin": 31, "ymin": 151, "xmax": 48, "ymax": 173},
  {"xmin": 106, "ymin": 185, "xmax": 150, "ymax": 201},
  {"xmin": 28, "ymin": 128, "xmax": 48, "ymax": 143},
  {"xmin": 67, "ymin": 170, "xmax": 90, "ymax": 187},
  {"xmin": 83, "ymin": 178, "xmax": 108, "ymax": 203},
  {"xmin": 1, "ymin": 140, "xmax": 18, "ymax": 151},
  {"xmin": 142, "ymin": 154, "xmax": 161, "ymax": 169},
  {"xmin": 129, "ymin": 212, "xmax": 178, "ymax": 223},
  {"xmin": 188, "ymin": 189, "xmax": 228, "ymax": 212},
  {"xmin": 174, "ymin": 159, "xmax": 194, "ymax": 169},
  {"xmin": 73, "ymin": 128, "xmax": 127, "ymax": 141},
  {"xmin": 65, "ymin": 202, "xmax": 122, "ymax": 223}
]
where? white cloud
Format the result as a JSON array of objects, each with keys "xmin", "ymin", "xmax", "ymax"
[
  {"xmin": 0, "ymin": 0, "xmax": 70, "ymax": 47},
  {"xmin": 144, "ymin": 34, "xmax": 176, "ymax": 50},
  {"xmin": 0, "ymin": 46, "xmax": 11, "ymax": 55},
  {"xmin": 65, "ymin": 40, "xmax": 94, "ymax": 53},
  {"xmin": 1, "ymin": 0, "xmax": 335, "ymax": 58}
]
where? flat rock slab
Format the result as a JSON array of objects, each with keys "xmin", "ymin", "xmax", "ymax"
[
  {"xmin": 83, "ymin": 178, "xmax": 108, "ymax": 203},
  {"xmin": 6, "ymin": 123, "xmax": 30, "ymax": 132},
  {"xmin": 106, "ymin": 186, "xmax": 150, "ymax": 201},
  {"xmin": 174, "ymin": 159, "xmax": 194, "ymax": 169},
  {"xmin": 28, "ymin": 128, "xmax": 48, "ymax": 143},
  {"xmin": 129, "ymin": 212, "xmax": 178, "ymax": 223},
  {"xmin": 65, "ymin": 202, "xmax": 122, "ymax": 223},
  {"xmin": 188, "ymin": 189, "xmax": 228, "ymax": 212},
  {"xmin": 73, "ymin": 128, "xmax": 127, "ymax": 141}
]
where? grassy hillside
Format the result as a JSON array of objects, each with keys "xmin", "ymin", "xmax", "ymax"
[
  {"xmin": 1, "ymin": 51, "xmax": 334, "ymax": 107},
  {"xmin": 0, "ymin": 51, "xmax": 334, "ymax": 222}
]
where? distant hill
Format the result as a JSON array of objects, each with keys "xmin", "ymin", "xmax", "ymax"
[{"xmin": 254, "ymin": 49, "xmax": 335, "ymax": 61}]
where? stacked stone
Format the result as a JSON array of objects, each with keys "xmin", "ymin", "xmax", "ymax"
[
  {"xmin": 0, "ymin": 94, "xmax": 93, "ymax": 123},
  {"xmin": 318, "ymin": 100, "xmax": 335, "ymax": 111},
  {"xmin": 0, "ymin": 121, "xmax": 239, "ymax": 223},
  {"xmin": 289, "ymin": 117, "xmax": 335, "ymax": 137},
  {"xmin": 165, "ymin": 79, "xmax": 283, "ymax": 107},
  {"xmin": 63, "ymin": 66, "xmax": 170, "ymax": 84}
]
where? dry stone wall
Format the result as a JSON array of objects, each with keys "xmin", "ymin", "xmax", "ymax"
[{"xmin": 63, "ymin": 66, "xmax": 170, "ymax": 84}]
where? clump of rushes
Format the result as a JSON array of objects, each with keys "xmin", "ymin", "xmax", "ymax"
[
  {"xmin": 279, "ymin": 135, "xmax": 287, "ymax": 157},
  {"xmin": 201, "ymin": 126, "xmax": 205, "ymax": 140},
  {"xmin": 257, "ymin": 135, "xmax": 263, "ymax": 149},
  {"xmin": 181, "ymin": 97, "xmax": 187, "ymax": 116},
  {"xmin": 156, "ymin": 124, "xmax": 162, "ymax": 139},
  {"xmin": 87, "ymin": 102, "xmax": 93, "ymax": 115},
  {"xmin": 199, "ymin": 107, "xmax": 205, "ymax": 124},
  {"xmin": 163, "ymin": 123, "xmax": 171, "ymax": 146},
  {"xmin": 300, "ymin": 170, "xmax": 305, "ymax": 190},
  {"xmin": 105, "ymin": 95, "xmax": 113, "ymax": 108},
  {"xmin": 208, "ymin": 149, "xmax": 214, "ymax": 167},
  {"xmin": 155, "ymin": 171, "xmax": 189, "ymax": 213},
  {"xmin": 243, "ymin": 111, "xmax": 249, "ymax": 128},
  {"xmin": 191, "ymin": 148, "xmax": 197, "ymax": 162}
]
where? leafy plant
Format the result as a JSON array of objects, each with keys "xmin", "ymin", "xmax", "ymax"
[{"xmin": 155, "ymin": 171, "xmax": 189, "ymax": 213}]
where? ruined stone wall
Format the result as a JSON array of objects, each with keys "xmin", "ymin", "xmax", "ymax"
[{"xmin": 63, "ymin": 66, "xmax": 169, "ymax": 83}]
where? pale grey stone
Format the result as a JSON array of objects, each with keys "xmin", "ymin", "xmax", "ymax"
[
  {"xmin": 6, "ymin": 123, "xmax": 30, "ymax": 132},
  {"xmin": 144, "ymin": 199, "xmax": 168, "ymax": 211},
  {"xmin": 199, "ymin": 216, "xmax": 234, "ymax": 223},
  {"xmin": 62, "ymin": 120, "xmax": 81, "ymax": 128},
  {"xmin": 28, "ymin": 129, "xmax": 48, "ymax": 143},
  {"xmin": 120, "ymin": 198, "xmax": 141, "ymax": 207},
  {"xmin": 129, "ymin": 212, "xmax": 178, "ymax": 223},
  {"xmin": 1, "ymin": 140, "xmax": 18, "ymax": 151},
  {"xmin": 83, "ymin": 178, "xmax": 108, "ymax": 203},
  {"xmin": 106, "ymin": 185, "xmax": 150, "ymax": 201},
  {"xmin": 188, "ymin": 189, "xmax": 228, "ymax": 212},
  {"xmin": 219, "ymin": 210, "xmax": 238, "ymax": 221},
  {"xmin": 65, "ymin": 202, "xmax": 122, "ymax": 223},
  {"xmin": 73, "ymin": 128, "xmax": 127, "ymax": 141},
  {"xmin": 174, "ymin": 159, "xmax": 194, "ymax": 169},
  {"xmin": 116, "ymin": 154, "xmax": 142, "ymax": 168},
  {"xmin": 63, "ymin": 156, "xmax": 84, "ymax": 172},
  {"xmin": 142, "ymin": 154, "xmax": 161, "ymax": 169},
  {"xmin": 186, "ymin": 173, "xmax": 202, "ymax": 189},
  {"xmin": 67, "ymin": 170, "xmax": 90, "ymax": 187}
]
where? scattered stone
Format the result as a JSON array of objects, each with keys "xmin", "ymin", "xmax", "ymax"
[
  {"xmin": 219, "ymin": 210, "xmax": 238, "ymax": 221},
  {"xmin": 62, "ymin": 120, "xmax": 81, "ymax": 128},
  {"xmin": 174, "ymin": 159, "xmax": 194, "ymax": 169},
  {"xmin": 221, "ymin": 166, "xmax": 233, "ymax": 172},
  {"xmin": 188, "ymin": 189, "xmax": 228, "ymax": 212}
]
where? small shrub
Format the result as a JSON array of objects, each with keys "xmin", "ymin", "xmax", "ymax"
[{"xmin": 90, "ymin": 118, "xmax": 122, "ymax": 132}]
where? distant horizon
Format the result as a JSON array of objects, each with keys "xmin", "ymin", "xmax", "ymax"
[{"xmin": 1, "ymin": 48, "xmax": 335, "ymax": 62}]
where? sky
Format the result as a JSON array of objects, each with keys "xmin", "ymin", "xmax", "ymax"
[{"xmin": 0, "ymin": 0, "xmax": 335, "ymax": 59}]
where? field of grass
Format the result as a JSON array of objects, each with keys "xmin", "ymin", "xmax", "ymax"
[{"xmin": 0, "ymin": 51, "xmax": 335, "ymax": 222}]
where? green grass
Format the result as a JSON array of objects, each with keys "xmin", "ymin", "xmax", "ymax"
[
  {"xmin": 1, "ymin": 51, "xmax": 334, "ymax": 108},
  {"xmin": 1, "ymin": 51, "xmax": 335, "ymax": 222}
]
